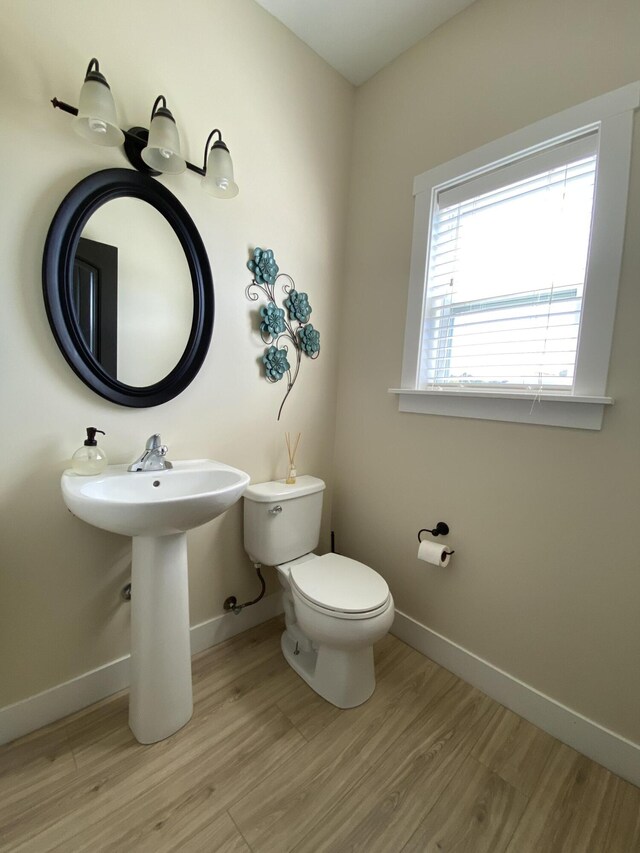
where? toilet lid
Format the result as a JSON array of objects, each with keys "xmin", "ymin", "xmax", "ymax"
[{"xmin": 290, "ymin": 553, "xmax": 390, "ymax": 614}]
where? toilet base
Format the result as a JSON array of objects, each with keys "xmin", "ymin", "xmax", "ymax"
[{"xmin": 281, "ymin": 629, "xmax": 376, "ymax": 709}]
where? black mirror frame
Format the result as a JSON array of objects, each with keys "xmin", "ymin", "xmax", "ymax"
[{"xmin": 42, "ymin": 168, "xmax": 214, "ymax": 407}]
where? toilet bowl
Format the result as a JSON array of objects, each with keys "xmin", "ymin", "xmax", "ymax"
[
  {"xmin": 277, "ymin": 553, "xmax": 394, "ymax": 708},
  {"xmin": 243, "ymin": 476, "xmax": 395, "ymax": 708}
]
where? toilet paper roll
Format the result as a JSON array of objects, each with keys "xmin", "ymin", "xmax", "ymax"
[{"xmin": 417, "ymin": 539, "xmax": 452, "ymax": 567}]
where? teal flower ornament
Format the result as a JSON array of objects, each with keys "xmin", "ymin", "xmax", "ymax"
[
  {"xmin": 246, "ymin": 246, "xmax": 321, "ymax": 419},
  {"xmin": 260, "ymin": 301, "xmax": 286, "ymax": 337},
  {"xmin": 263, "ymin": 346, "xmax": 290, "ymax": 381},
  {"xmin": 297, "ymin": 324, "xmax": 320, "ymax": 356},
  {"xmin": 284, "ymin": 290, "xmax": 312, "ymax": 323},
  {"xmin": 248, "ymin": 247, "xmax": 279, "ymax": 285}
]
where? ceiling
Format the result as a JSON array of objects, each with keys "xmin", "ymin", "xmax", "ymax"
[{"xmin": 254, "ymin": 0, "xmax": 478, "ymax": 86}]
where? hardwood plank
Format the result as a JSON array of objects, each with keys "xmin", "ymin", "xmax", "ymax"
[
  {"xmin": 505, "ymin": 741, "xmax": 620, "ymax": 852},
  {"xmin": 400, "ymin": 754, "xmax": 528, "ymax": 853},
  {"xmin": 230, "ymin": 646, "xmax": 456, "ymax": 852},
  {"xmin": 59, "ymin": 689, "xmax": 135, "ymax": 775},
  {"xmin": 290, "ymin": 682, "xmax": 497, "ymax": 853},
  {"xmin": 471, "ymin": 703, "xmax": 556, "ymax": 796},
  {"xmin": 179, "ymin": 811, "xmax": 251, "ymax": 853},
  {"xmin": 0, "ymin": 726, "xmax": 76, "ymax": 816},
  {"xmin": 23, "ymin": 705, "xmax": 303, "ymax": 852},
  {"xmin": 75, "ymin": 707, "xmax": 299, "ymax": 853},
  {"xmin": 190, "ymin": 617, "xmax": 285, "ymax": 695},
  {"xmin": 276, "ymin": 677, "xmax": 342, "ymax": 740},
  {"xmin": 603, "ymin": 777, "xmax": 640, "ymax": 852},
  {"xmin": 190, "ymin": 648, "xmax": 297, "ymax": 730}
]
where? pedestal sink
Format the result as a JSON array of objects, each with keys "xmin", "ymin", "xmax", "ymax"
[{"xmin": 61, "ymin": 460, "xmax": 250, "ymax": 743}]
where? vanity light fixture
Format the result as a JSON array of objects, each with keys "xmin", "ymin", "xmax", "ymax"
[
  {"xmin": 201, "ymin": 129, "xmax": 239, "ymax": 198},
  {"xmin": 73, "ymin": 58, "xmax": 124, "ymax": 147},
  {"xmin": 141, "ymin": 95, "xmax": 186, "ymax": 175},
  {"xmin": 51, "ymin": 58, "xmax": 239, "ymax": 198}
]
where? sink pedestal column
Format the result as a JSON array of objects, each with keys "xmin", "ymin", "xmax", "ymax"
[{"xmin": 129, "ymin": 533, "xmax": 193, "ymax": 743}]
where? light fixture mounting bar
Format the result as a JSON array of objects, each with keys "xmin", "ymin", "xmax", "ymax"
[{"xmin": 51, "ymin": 98, "xmax": 206, "ymax": 176}]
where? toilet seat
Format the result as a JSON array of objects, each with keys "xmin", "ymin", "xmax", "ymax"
[{"xmin": 289, "ymin": 553, "xmax": 390, "ymax": 620}]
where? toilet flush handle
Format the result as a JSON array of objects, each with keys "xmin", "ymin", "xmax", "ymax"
[{"xmin": 269, "ymin": 505, "xmax": 283, "ymax": 515}]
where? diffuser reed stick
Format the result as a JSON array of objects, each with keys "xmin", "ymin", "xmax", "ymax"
[{"xmin": 285, "ymin": 432, "xmax": 301, "ymax": 484}]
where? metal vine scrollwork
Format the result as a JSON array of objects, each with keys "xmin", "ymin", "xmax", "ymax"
[{"xmin": 246, "ymin": 247, "xmax": 320, "ymax": 420}]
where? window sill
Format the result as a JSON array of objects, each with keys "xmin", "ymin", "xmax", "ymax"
[{"xmin": 389, "ymin": 388, "xmax": 613, "ymax": 430}]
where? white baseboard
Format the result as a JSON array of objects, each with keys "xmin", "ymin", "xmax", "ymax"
[
  {"xmin": 392, "ymin": 610, "xmax": 640, "ymax": 787},
  {"xmin": 0, "ymin": 593, "xmax": 283, "ymax": 747}
]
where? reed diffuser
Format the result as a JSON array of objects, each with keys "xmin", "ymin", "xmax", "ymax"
[{"xmin": 285, "ymin": 432, "xmax": 301, "ymax": 484}]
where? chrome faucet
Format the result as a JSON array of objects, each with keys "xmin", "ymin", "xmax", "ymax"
[{"xmin": 128, "ymin": 434, "xmax": 173, "ymax": 472}]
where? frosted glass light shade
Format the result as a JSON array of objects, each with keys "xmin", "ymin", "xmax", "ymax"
[
  {"xmin": 74, "ymin": 79, "xmax": 124, "ymax": 147},
  {"xmin": 202, "ymin": 144, "xmax": 239, "ymax": 198},
  {"xmin": 142, "ymin": 114, "xmax": 186, "ymax": 174}
]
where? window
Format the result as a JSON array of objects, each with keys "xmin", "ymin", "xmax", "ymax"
[
  {"xmin": 392, "ymin": 83, "xmax": 640, "ymax": 429},
  {"xmin": 423, "ymin": 134, "xmax": 596, "ymax": 390}
]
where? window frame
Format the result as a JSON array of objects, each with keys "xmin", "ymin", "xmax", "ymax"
[{"xmin": 391, "ymin": 83, "xmax": 640, "ymax": 430}]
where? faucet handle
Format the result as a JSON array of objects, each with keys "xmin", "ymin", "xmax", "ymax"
[{"xmin": 145, "ymin": 433, "xmax": 162, "ymax": 450}]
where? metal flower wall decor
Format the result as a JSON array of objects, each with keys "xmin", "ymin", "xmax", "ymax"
[{"xmin": 246, "ymin": 247, "xmax": 320, "ymax": 420}]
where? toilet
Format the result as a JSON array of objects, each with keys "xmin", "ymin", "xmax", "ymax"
[{"xmin": 243, "ymin": 476, "xmax": 394, "ymax": 708}]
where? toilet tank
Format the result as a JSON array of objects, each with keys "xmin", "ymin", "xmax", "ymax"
[{"xmin": 243, "ymin": 476, "xmax": 325, "ymax": 565}]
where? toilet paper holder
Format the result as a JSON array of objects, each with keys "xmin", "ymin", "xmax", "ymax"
[
  {"xmin": 418, "ymin": 522, "xmax": 455, "ymax": 555},
  {"xmin": 418, "ymin": 521, "xmax": 449, "ymax": 540}
]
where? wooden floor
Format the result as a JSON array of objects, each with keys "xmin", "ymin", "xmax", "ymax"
[{"xmin": 1, "ymin": 619, "xmax": 639, "ymax": 852}]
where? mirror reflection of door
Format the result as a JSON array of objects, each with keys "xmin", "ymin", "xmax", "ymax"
[
  {"xmin": 73, "ymin": 237, "xmax": 118, "ymax": 376},
  {"xmin": 75, "ymin": 198, "xmax": 194, "ymax": 388}
]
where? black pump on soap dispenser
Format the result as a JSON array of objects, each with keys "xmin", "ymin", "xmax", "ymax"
[{"xmin": 71, "ymin": 427, "xmax": 108, "ymax": 475}]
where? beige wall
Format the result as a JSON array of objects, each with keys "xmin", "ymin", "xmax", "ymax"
[
  {"xmin": 333, "ymin": 0, "xmax": 640, "ymax": 743},
  {"xmin": 0, "ymin": 0, "xmax": 353, "ymax": 707}
]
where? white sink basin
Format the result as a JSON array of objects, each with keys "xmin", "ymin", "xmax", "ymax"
[
  {"xmin": 61, "ymin": 459, "xmax": 250, "ymax": 537},
  {"xmin": 60, "ymin": 458, "xmax": 250, "ymax": 745}
]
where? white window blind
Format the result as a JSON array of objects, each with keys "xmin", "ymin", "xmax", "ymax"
[{"xmin": 419, "ymin": 132, "xmax": 598, "ymax": 390}]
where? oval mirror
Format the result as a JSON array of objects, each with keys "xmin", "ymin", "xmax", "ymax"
[{"xmin": 43, "ymin": 168, "xmax": 214, "ymax": 407}]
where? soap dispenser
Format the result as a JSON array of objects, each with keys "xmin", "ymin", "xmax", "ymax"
[{"xmin": 71, "ymin": 427, "xmax": 108, "ymax": 475}]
